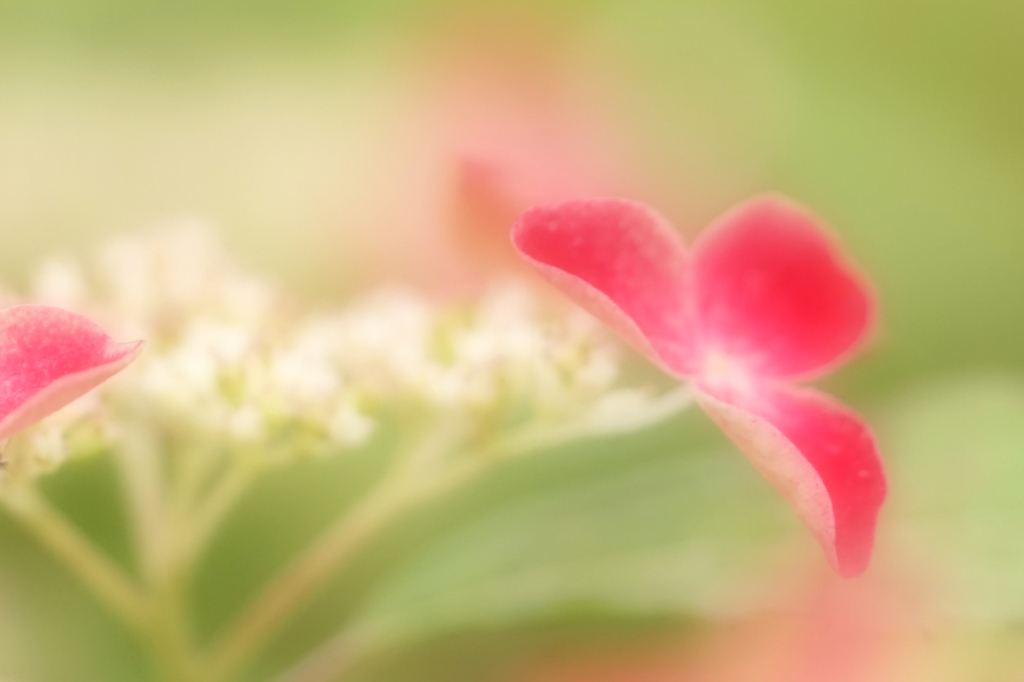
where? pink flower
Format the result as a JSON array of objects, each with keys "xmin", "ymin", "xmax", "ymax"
[
  {"xmin": 0, "ymin": 305, "xmax": 143, "ymax": 442},
  {"xmin": 512, "ymin": 196, "xmax": 887, "ymax": 577}
]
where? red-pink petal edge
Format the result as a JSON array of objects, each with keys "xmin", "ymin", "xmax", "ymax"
[
  {"xmin": 690, "ymin": 195, "xmax": 874, "ymax": 381},
  {"xmin": 511, "ymin": 199, "xmax": 697, "ymax": 375},
  {"xmin": 0, "ymin": 305, "xmax": 143, "ymax": 441},
  {"xmin": 696, "ymin": 380, "xmax": 886, "ymax": 577}
]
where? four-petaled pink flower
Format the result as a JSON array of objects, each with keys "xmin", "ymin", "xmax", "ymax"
[
  {"xmin": 512, "ymin": 196, "xmax": 887, "ymax": 577},
  {"xmin": 0, "ymin": 305, "xmax": 143, "ymax": 442}
]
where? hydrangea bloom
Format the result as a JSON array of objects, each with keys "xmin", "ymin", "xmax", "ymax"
[
  {"xmin": 0, "ymin": 305, "xmax": 143, "ymax": 442},
  {"xmin": 22, "ymin": 227, "xmax": 644, "ymax": 474},
  {"xmin": 512, "ymin": 196, "xmax": 887, "ymax": 577}
]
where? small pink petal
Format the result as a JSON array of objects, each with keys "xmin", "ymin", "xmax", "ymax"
[
  {"xmin": 450, "ymin": 156, "xmax": 534, "ymax": 272},
  {"xmin": 512, "ymin": 200, "xmax": 697, "ymax": 375},
  {"xmin": 696, "ymin": 379, "xmax": 886, "ymax": 577},
  {"xmin": 691, "ymin": 196, "xmax": 873, "ymax": 380},
  {"xmin": 0, "ymin": 305, "xmax": 143, "ymax": 441}
]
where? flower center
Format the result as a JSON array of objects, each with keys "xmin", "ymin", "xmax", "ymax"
[{"xmin": 700, "ymin": 348, "xmax": 757, "ymax": 397}]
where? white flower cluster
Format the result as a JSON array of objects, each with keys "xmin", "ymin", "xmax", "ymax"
[
  {"xmin": 19, "ymin": 222, "xmax": 625, "ymax": 473},
  {"xmin": 293, "ymin": 285, "xmax": 618, "ymax": 417}
]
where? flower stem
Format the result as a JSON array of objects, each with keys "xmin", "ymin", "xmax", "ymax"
[
  {"xmin": 203, "ymin": 475, "xmax": 409, "ymax": 680},
  {"xmin": 270, "ymin": 628, "xmax": 372, "ymax": 682},
  {"xmin": 115, "ymin": 422, "xmax": 169, "ymax": 582},
  {"xmin": 206, "ymin": 385, "xmax": 696, "ymax": 675},
  {"xmin": 179, "ymin": 464, "xmax": 257, "ymax": 570},
  {"xmin": 266, "ymin": 385, "xmax": 697, "ymax": 682},
  {"xmin": 114, "ymin": 421, "xmax": 209, "ymax": 682},
  {"xmin": 205, "ymin": 387, "xmax": 696, "ymax": 682},
  {"xmin": 497, "ymin": 384, "xmax": 695, "ymax": 457},
  {"xmin": 202, "ymin": 420, "xmax": 471, "ymax": 682},
  {"xmin": 145, "ymin": 570, "xmax": 203, "ymax": 682},
  {"xmin": 0, "ymin": 483, "xmax": 148, "ymax": 628}
]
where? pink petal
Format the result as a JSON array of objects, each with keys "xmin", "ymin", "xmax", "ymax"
[
  {"xmin": 0, "ymin": 305, "xmax": 143, "ymax": 441},
  {"xmin": 512, "ymin": 200, "xmax": 697, "ymax": 375},
  {"xmin": 691, "ymin": 196, "xmax": 873, "ymax": 380},
  {"xmin": 450, "ymin": 156, "xmax": 536, "ymax": 273},
  {"xmin": 696, "ymin": 379, "xmax": 886, "ymax": 577}
]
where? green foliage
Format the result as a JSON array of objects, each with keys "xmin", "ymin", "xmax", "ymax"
[
  {"xmin": 883, "ymin": 374, "xmax": 1024, "ymax": 623},
  {"xmin": 357, "ymin": 443, "xmax": 787, "ymax": 643},
  {"xmin": 281, "ymin": 420, "xmax": 790, "ymax": 677}
]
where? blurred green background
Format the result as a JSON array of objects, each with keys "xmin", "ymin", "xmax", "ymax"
[{"xmin": 1, "ymin": 0, "xmax": 1024, "ymax": 680}]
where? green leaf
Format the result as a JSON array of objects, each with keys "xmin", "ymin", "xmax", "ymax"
[
  {"xmin": 349, "ymin": 429, "xmax": 795, "ymax": 648},
  {"xmin": 882, "ymin": 373, "xmax": 1024, "ymax": 623}
]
